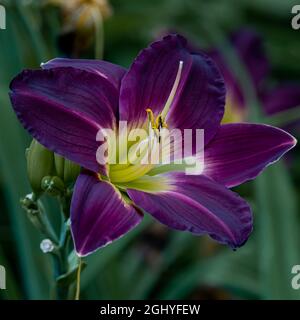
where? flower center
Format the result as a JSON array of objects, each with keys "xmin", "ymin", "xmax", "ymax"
[{"xmin": 108, "ymin": 60, "xmax": 184, "ymax": 184}]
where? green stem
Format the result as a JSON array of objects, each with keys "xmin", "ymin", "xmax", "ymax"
[
  {"xmin": 75, "ymin": 258, "xmax": 82, "ymax": 300},
  {"xmin": 23, "ymin": 194, "xmax": 73, "ymax": 300},
  {"xmin": 92, "ymin": 8, "xmax": 104, "ymax": 59},
  {"xmin": 52, "ymin": 253, "xmax": 69, "ymax": 300},
  {"xmin": 35, "ymin": 201, "xmax": 59, "ymax": 244},
  {"xmin": 14, "ymin": 0, "xmax": 49, "ymax": 63},
  {"xmin": 53, "ymin": 222, "xmax": 71, "ymax": 300},
  {"xmin": 59, "ymin": 190, "xmax": 72, "ymax": 220}
]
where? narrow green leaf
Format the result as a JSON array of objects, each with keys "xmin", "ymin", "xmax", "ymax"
[
  {"xmin": 255, "ymin": 161, "xmax": 300, "ymax": 299},
  {"xmin": 159, "ymin": 241, "xmax": 260, "ymax": 299}
]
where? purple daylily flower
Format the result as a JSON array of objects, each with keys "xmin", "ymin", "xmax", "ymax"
[
  {"xmin": 10, "ymin": 34, "xmax": 296, "ymax": 256},
  {"xmin": 209, "ymin": 28, "xmax": 300, "ymax": 123}
]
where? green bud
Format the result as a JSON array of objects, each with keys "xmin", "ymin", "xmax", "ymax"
[
  {"xmin": 26, "ymin": 140, "xmax": 54, "ymax": 195},
  {"xmin": 21, "ymin": 193, "xmax": 58, "ymax": 243},
  {"xmin": 20, "ymin": 193, "xmax": 38, "ymax": 213},
  {"xmin": 41, "ymin": 176, "xmax": 65, "ymax": 196},
  {"xmin": 54, "ymin": 154, "xmax": 80, "ymax": 186}
]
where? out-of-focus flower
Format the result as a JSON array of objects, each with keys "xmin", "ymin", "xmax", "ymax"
[
  {"xmin": 49, "ymin": 0, "xmax": 112, "ymax": 32},
  {"xmin": 10, "ymin": 34, "xmax": 296, "ymax": 256},
  {"xmin": 48, "ymin": 0, "xmax": 112, "ymax": 57},
  {"xmin": 209, "ymin": 28, "xmax": 300, "ymax": 125}
]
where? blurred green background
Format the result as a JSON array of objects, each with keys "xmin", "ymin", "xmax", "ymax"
[{"xmin": 1, "ymin": 0, "xmax": 300, "ymax": 300}]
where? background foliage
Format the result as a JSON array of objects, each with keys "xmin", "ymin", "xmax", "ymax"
[{"xmin": 0, "ymin": 0, "xmax": 300, "ymax": 299}]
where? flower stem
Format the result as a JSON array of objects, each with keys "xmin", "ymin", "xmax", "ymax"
[
  {"xmin": 52, "ymin": 254, "xmax": 69, "ymax": 300},
  {"xmin": 22, "ymin": 192, "xmax": 75, "ymax": 299},
  {"xmin": 75, "ymin": 258, "xmax": 82, "ymax": 300},
  {"xmin": 92, "ymin": 8, "xmax": 104, "ymax": 59}
]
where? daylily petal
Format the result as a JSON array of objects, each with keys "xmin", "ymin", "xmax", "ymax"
[
  {"xmin": 209, "ymin": 28, "xmax": 269, "ymax": 108},
  {"xmin": 209, "ymin": 50, "xmax": 244, "ymax": 109},
  {"xmin": 230, "ymin": 29, "xmax": 269, "ymax": 86},
  {"xmin": 42, "ymin": 58, "xmax": 126, "ymax": 91},
  {"xmin": 10, "ymin": 67, "xmax": 117, "ymax": 173},
  {"xmin": 71, "ymin": 172, "xmax": 143, "ymax": 256},
  {"xmin": 263, "ymin": 84, "xmax": 300, "ymax": 115},
  {"xmin": 204, "ymin": 123, "xmax": 297, "ymax": 188},
  {"xmin": 119, "ymin": 34, "xmax": 225, "ymax": 144},
  {"xmin": 128, "ymin": 173, "xmax": 252, "ymax": 248}
]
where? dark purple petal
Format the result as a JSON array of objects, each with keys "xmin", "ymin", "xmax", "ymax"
[
  {"xmin": 10, "ymin": 67, "xmax": 117, "ymax": 173},
  {"xmin": 119, "ymin": 34, "xmax": 225, "ymax": 144},
  {"xmin": 209, "ymin": 51, "xmax": 245, "ymax": 109},
  {"xmin": 204, "ymin": 123, "xmax": 297, "ymax": 188},
  {"xmin": 209, "ymin": 28, "xmax": 269, "ymax": 108},
  {"xmin": 263, "ymin": 84, "xmax": 300, "ymax": 115},
  {"xmin": 128, "ymin": 173, "xmax": 252, "ymax": 248},
  {"xmin": 71, "ymin": 172, "xmax": 143, "ymax": 256},
  {"xmin": 42, "ymin": 58, "xmax": 126, "ymax": 92},
  {"xmin": 230, "ymin": 29, "xmax": 269, "ymax": 85}
]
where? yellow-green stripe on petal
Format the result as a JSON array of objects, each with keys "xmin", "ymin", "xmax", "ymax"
[
  {"xmin": 115, "ymin": 174, "xmax": 173, "ymax": 193},
  {"xmin": 109, "ymin": 164, "xmax": 154, "ymax": 183}
]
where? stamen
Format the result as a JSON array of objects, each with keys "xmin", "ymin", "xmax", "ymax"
[
  {"xmin": 146, "ymin": 108, "xmax": 156, "ymax": 129},
  {"xmin": 145, "ymin": 61, "xmax": 183, "ymax": 140},
  {"xmin": 160, "ymin": 60, "xmax": 184, "ymax": 121},
  {"xmin": 156, "ymin": 115, "xmax": 168, "ymax": 129}
]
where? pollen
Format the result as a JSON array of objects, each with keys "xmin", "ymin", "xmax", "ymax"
[{"xmin": 146, "ymin": 109, "xmax": 168, "ymax": 132}]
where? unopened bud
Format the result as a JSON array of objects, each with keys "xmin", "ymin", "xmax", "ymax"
[
  {"xmin": 41, "ymin": 176, "xmax": 65, "ymax": 196},
  {"xmin": 26, "ymin": 140, "xmax": 54, "ymax": 195},
  {"xmin": 20, "ymin": 193, "xmax": 38, "ymax": 212},
  {"xmin": 54, "ymin": 154, "xmax": 80, "ymax": 186}
]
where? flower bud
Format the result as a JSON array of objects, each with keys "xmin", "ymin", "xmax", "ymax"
[
  {"xmin": 20, "ymin": 193, "xmax": 38, "ymax": 213},
  {"xmin": 54, "ymin": 154, "xmax": 81, "ymax": 186},
  {"xmin": 21, "ymin": 194, "xmax": 58, "ymax": 243},
  {"xmin": 41, "ymin": 176, "xmax": 65, "ymax": 196},
  {"xmin": 26, "ymin": 140, "xmax": 54, "ymax": 195}
]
